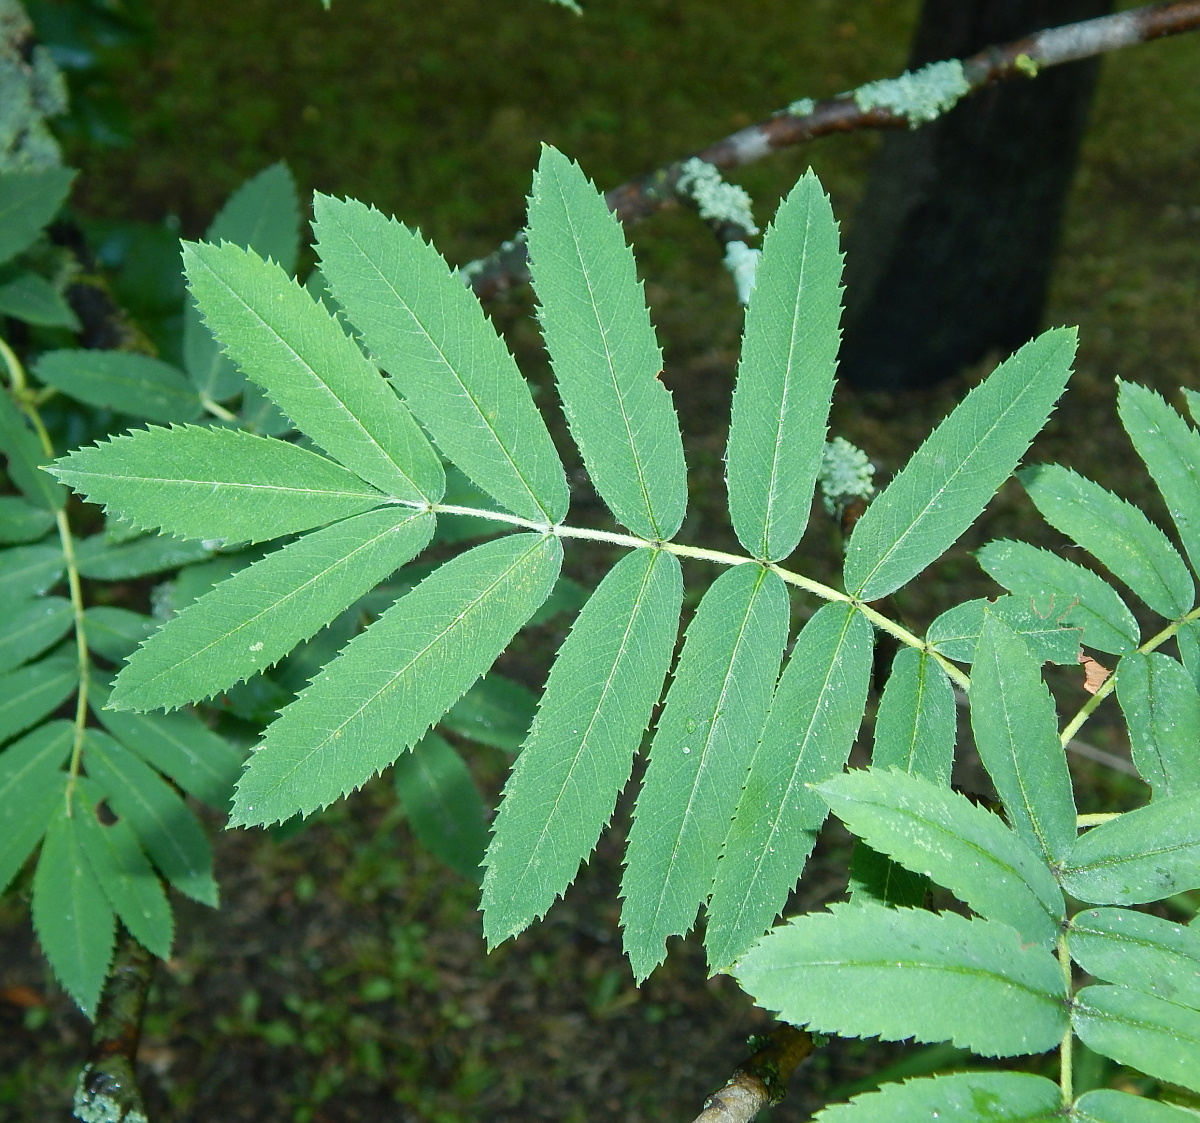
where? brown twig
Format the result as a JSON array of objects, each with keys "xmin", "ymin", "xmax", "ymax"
[
  {"xmin": 464, "ymin": 0, "xmax": 1200, "ymax": 300},
  {"xmin": 690, "ymin": 1025, "xmax": 816, "ymax": 1123}
]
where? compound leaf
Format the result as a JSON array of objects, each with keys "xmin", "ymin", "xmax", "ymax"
[
  {"xmin": 1061, "ymin": 789, "xmax": 1200, "ymax": 905},
  {"xmin": 82, "ymin": 729, "xmax": 218, "ymax": 907},
  {"xmin": 232, "ymin": 532, "xmax": 562, "ymax": 826},
  {"xmin": 707, "ymin": 601, "xmax": 873, "ymax": 972},
  {"xmin": 481, "ymin": 547, "xmax": 682, "ymax": 945},
  {"xmin": 314, "ymin": 193, "xmax": 568, "ymax": 524},
  {"xmin": 32, "ymin": 802, "xmax": 115, "ymax": 1018},
  {"xmin": 110, "ymin": 508, "xmax": 434, "ymax": 711},
  {"xmin": 735, "ymin": 902, "xmax": 1067, "ymax": 1056},
  {"xmin": 183, "ymin": 240, "xmax": 444, "ymax": 504},
  {"xmin": 51, "ymin": 424, "xmax": 386, "ymax": 545},
  {"xmin": 1068, "ymin": 907, "xmax": 1200, "ymax": 1010},
  {"xmin": 622, "ymin": 563, "xmax": 788, "ymax": 980},
  {"xmin": 815, "ymin": 1073, "xmax": 1062, "ymax": 1123},
  {"xmin": 73, "ymin": 778, "xmax": 173, "ymax": 961},
  {"xmin": 393, "ymin": 732, "xmax": 488, "ymax": 881},
  {"xmin": 726, "ymin": 169, "xmax": 842, "ymax": 562},
  {"xmin": 0, "ymin": 721, "xmax": 71, "ymax": 893},
  {"xmin": 34, "ymin": 350, "xmax": 202, "ymax": 424},
  {"xmin": 1072, "ymin": 984, "xmax": 1200, "ymax": 1093},
  {"xmin": 871, "ymin": 646, "xmax": 955, "ymax": 784},
  {"xmin": 527, "ymin": 144, "xmax": 685, "ymax": 540},
  {"xmin": 970, "ymin": 614, "xmax": 1076, "ymax": 865},
  {"xmin": 818, "ymin": 769, "xmax": 1064, "ymax": 948},
  {"xmin": 1115, "ymin": 652, "xmax": 1200, "ymax": 797},
  {"xmin": 844, "ymin": 328, "xmax": 1075, "ymax": 601},
  {"xmin": 1019, "ymin": 464, "xmax": 1194, "ymax": 620},
  {"xmin": 1117, "ymin": 380, "xmax": 1200, "ymax": 576}
]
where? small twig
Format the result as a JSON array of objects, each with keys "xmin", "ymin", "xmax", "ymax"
[
  {"xmin": 463, "ymin": 0, "xmax": 1200, "ymax": 300},
  {"xmin": 691, "ymin": 1025, "xmax": 816, "ymax": 1123}
]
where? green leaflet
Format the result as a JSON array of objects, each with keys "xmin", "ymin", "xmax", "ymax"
[
  {"xmin": 183, "ymin": 241, "xmax": 445, "ymax": 504},
  {"xmin": 231, "ymin": 532, "xmax": 562, "ymax": 826},
  {"xmin": 184, "ymin": 161, "xmax": 301, "ymax": 400},
  {"xmin": 0, "ymin": 595, "xmax": 72, "ymax": 674},
  {"xmin": 814, "ymin": 1073, "xmax": 1063, "ymax": 1123},
  {"xmin": 313, "ymin": 193, "xmax": 568, "ymax": 525},
  {"xmin": 110, "ymin": 508, "xmax": 435, "ymax": 711},
  {"xmin": 441, "ymin": 672, "xmax": 537, "ymax": 753},
  {"xmin": 82, "ymin": 607, "xmax": 156, "ymax": 664},
  {"xmin": 734, "ymin": 903, "xmax": 1067, "ymax": 1056},
  {"xmin": 51, "ymin": 424, "xmax": 387, "ymax": 545},
  {"xmin": 394, "ymin": 732, "xmax": 489, "ymax": 881},
  {"xmin": 870, "ymin": 647, "xmax": 955, "ymax": 783},
  {"xmin": 0, "ymin": 271, "xmax": 80, "ymax": 330},
  {"xmin": 706, "ymin": 601, "xmax": 873, "ymax": 972},
  {"xmin": 1061, "ymin": 790, "xmax": 1200, "ymax": 905},
  {"xmin": 726, "ymin": 169, "xmax": 843, "ymax": 562},
  {"xmin": 1074, "ymin": 1091, "xmax": 1200, "ymax": 1123},
  {"xmin": 1116, "ymin": 652, "xmax": 1200, "ymax": 797},
  {"xmin": 527, "ymin": 145, "xmax": 686, "ymax": 541},
  {"xmin": 32, "ymin": 801, "xmax": 115, "ymax": 1018},
  {"xmin": 481, "ymin": 548, "xmax": 682, "ymax": 946},
  {"xmin": 1118, "ymin": 380, "xmax": 1200, "ymax": 576},
  {"xmin": 977, "ymin": 539, "xmax": 1139, "ymax": 655},
  {"xmin": 74, "ymin": 532, "xmax": 213, "ymax": 580},
  {"xmin": 927, "ymin": 595, "xmax": 1081, "ymax": 665},
  {"xmin": 1176, "ymin": 618, "xmax": 1200, "ymax": 691},
  {"xmin": 0, "ymin": 721, "xmax": 71, "ymax": 893},
  {"xmin": 0, "ymin": 167, "xmax": 76, "ymax": 266},
  {"xmin": 0, "ymin": 655, "xmax": 77, "ymax": 745},
  {"xmin": 817, "ymin": 769, "xmax": 1065, "ymax": 948},
  {"xmin": 1068, "ymin": 907, "xmax": 1200, "ymax": 1010},
  {"xmin": 1019, "ymin": 464, "xmax": 1194, "ymax": 620},
  {"xmin": 73, "ymin": 779, "xmax": 173, "ymax": 961},
  {"xmin": 970, "ymin": 614, "xmax": 1076, "ymax": 865},
  {"xmin": 621, "ymin": 563, "xmax": 788, "ymax": 980},
  {"xmin": 34, "ymin": 350, "xmax": 203, "ymax": 424},
  {"xmin": 0, "ymin": 542, "xmax": 63, "ymax": 605},
  {"xmin": 0, "ymin": 496, "xmax": 56, "ymax": 543},
  {"xmin": 1072, "ymin": 984, "xmax": 1200, "ymax": 1093},
  {"xmin": 0, "ymin": 384, "xmax": 65, "ymax": 510},
  {"xmin": 844, "ymin": 328, "xmax": 1075, "ymax": 601},
  {"xmin": 82, "ymin": 729, "xmax": 219, "ymax": 907}
]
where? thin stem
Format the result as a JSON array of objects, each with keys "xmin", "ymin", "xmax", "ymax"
[
  {"xmin": 1058, "ymin": 932, "xmax": 1074, "ymax": 1104},
  {"xmin": 201, "ymin": 395, "xmax": 239, "ymax": 423}
]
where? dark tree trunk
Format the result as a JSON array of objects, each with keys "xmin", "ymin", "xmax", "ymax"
[{"xmin": 838, "ymin": 0, "xmax": 1114, "ymax": 391}]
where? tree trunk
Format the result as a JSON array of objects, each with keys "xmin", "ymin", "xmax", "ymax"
[{"xmin": 838, "ymin": 0, "xmax": 1113, "ymax": 391}]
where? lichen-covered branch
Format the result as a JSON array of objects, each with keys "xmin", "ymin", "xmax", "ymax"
[
  {"xmin": 689, "ymin": 1025, "xmax": 815, "ymax": 1123},
  {"xmin": 464, "ymin": 0, "xmax": 1200, "ymax": 300}
]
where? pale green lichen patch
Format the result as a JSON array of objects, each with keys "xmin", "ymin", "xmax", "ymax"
[
  {"xmin": 1014, "ymin": 53, "xmax": 1041, "ymax": 78},
  {"xmin": 785, "ymin": 97, "xmax": 816, "ymax": 118},
  {"xmin": 819, "ymin": 437, "xmax": 876, "ymax": 516},
  {"xmin": 853, "ymin": 59, "xmax": 970, "ymax": 127},
  {"xmin": 723, "ymin": 240, "xmax": 760, "ymax": 306},
  {"xmin": 676, "ymin": 158, "xmax": 759, "ymax": 235},
  {"xmin": 73, "ymin": 1066, "xmax": 149, "ymax": 1123}
]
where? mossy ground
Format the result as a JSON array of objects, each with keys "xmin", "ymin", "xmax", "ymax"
[{"xmin": 2, "ymin": 0, "xmax": 1199, "ymax": 1118}]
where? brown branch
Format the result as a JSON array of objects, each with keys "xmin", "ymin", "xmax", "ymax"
[
  {"xmin": 690, "ymin": 1025, "xmax": 816, "ymax": 1123},
  {"xmin": 465, "ymin": 0, "xmax": 1200, "ymax": 300}
]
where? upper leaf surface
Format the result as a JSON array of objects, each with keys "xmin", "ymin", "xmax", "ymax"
[
  {"xmin": 977, "ymin": 539, "xmax": 1139, "ymax": 655},
  {"xmin": 734, "ymin": 902, "xmax": 1067, "ymax": 1056},
  {"xmin": 0, "ymin": 721, "xmax": 71, "ymax": 894},
  {"xmin": 726, "ymin": 169, "xmax": 843, "ymax": 561},
  {"xmin": 621, "ymin": 563, "xmax": 788, "ymax": 980},
  {"xmin": 1061, "ymin": 789, "xmax": 1200, "ymax": 905},
  {"xmin": 34, "ymin": 350, "xmax": 203, "ymax": 424},
  {"xmin": 1074, "ymin": 1090, "xmax": 1200, "ymax": 1123},
  {"xmin": 814, "ymin": 1073, "xmax": 1062, "ymax": 1123},
  {"xmin": 232, "ymin": 532, "xmax": 562, "ymax": 825},
  {"xmin": 0, "ymin": 384, "xmax": 65, "ymax": 510},
  {"xmin": 527, "ymin": 145, "xmax": 685, "ymax": 540},
  {"xmin": 111, "ymin": 508, "xmax": 434, "ymax": 711},
  {"xmin": 1019, "ymin": 464, "xmax": 1194, "ymax": 619},
  {"xmin": 818, "ymin": 769, "xmax": 1064, "ymax": 948},
  {"xmin": 481, "ymin": 547, "xmax": 683, "ymax": 945},
  {"xmin": 844, "ymin": 328, "xmax": 1076, "ymax": 601},
  {"xmin": 970, "ymin": 614, "xmax": 1077, "ymax": 865},
  {"xmin": 870, "ymin": 646, "xmax": 955, "ymax": 783},
  {"xmin": 0, "ymin": 168, "xmax": 75, "ymax": 267},
  {"xmin": 50, "ymin": 424, "xmax": 386, "ymax": 545},
  {"xmin": 183, "ymin": 240, "xmax": 444, "ymax": 503},
  {"xmin": 1115, "ymin": 652, "xmax": 1200, "ymax": 797},
  {"xmin": 927, "ymin": 595, "xmax": 1081, "ymax": 666},
  {"xmin": 313, "ymin": 193, "xmax": 568, "ymax": 524},
  {"xmin": 1117, "ymin": 380, "xmax": 1200, "ymax": 577},
  {"xmin": 706, "ymin": 601, "xmax": 873, "ymax": 972}
]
